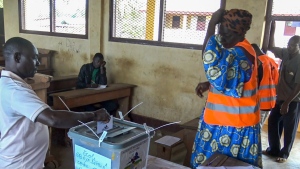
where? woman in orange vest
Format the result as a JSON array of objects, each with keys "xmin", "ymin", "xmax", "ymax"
[{"xmin": 191, "ymin": 9, "xmax": 262, "ymax": 168}]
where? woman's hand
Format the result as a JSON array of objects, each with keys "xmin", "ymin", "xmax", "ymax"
[
  {"xmin": 210, "ymin": 8, "xmax": 225, "ymax": 25},
  {"xmin": 195, "ymin": 81, "xmax": 210, "ymax": 98}
]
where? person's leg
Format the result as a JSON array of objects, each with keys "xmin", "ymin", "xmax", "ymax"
[
  {"xmin": 266, "ymin": 101, "xmax": 283, "ymax": 156},
  {"xmin": 84, "ymin": 104, "xmax": 97, "ymax": 111},
  {"xmin": 260, "ymin": 110, "xmax": 270, "ymax": 127},
  {"xmin": 279, "ymin": 102, "xmax": 300, "ymax": 159}
]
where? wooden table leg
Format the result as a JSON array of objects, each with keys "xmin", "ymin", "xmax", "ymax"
[
  {"xmin": 118, "ymin": 96, "xmax": 132, "ymax": 120},
  {"xmin": 183, "ymin": 129, "xmax": 196, "ymax": 167}
]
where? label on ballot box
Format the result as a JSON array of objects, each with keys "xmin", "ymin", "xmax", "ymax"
[
  {"xmin": 120, "ymin": 139, "xmax": 149, "ymax": 169},
  {"xmin": 75, "ymin": 144, "xmax": 111, "ymax": 169}
]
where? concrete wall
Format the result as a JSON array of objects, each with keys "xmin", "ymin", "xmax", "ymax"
[
  {"xmin": 226, "ymin": 0, "xmax": 267, "ymax": 45},
  {"xmin": 3, "ymin": 0, "xmax": 267, "ymax": 123},
  {"xmin": 101, "ymin": 0, "xmax": 267, "ymax": 123}
]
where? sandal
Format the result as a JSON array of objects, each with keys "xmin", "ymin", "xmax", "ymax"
[
  {"xmin": 262, "ymin": 150, "xmax": 273, "ymax": 156},
  {"xmin": 262, "ymin": 149, "xmax": 278, "ymax": 157},
  {"xmin": 262, "ymin": 150, "xmax": 269, "ymax": 155},
  {"xmin": 45, "ymin": 159, "xmax": 60, "ymax": 169},
  {"xmin": 276, "ymin": 157, "xmax": 287, "ymax": 163}
]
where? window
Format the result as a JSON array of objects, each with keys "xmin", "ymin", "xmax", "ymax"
[
  {"xmin": 172, "ymin": 16, "xmax": 181, "ymax": 28},
  {"xmin": 18, "ymin": 0, "xmax": 88, "ymax": 39},
  {"xmin": 0, "ymin": 0, "xmax": 3, "ymax": 8},
  {"xmin": 197, "ymin": 16, "xmax": 206, "ymax": 31},
  {"xmin": 109, "ymin": 0, "xmax": 225, "ymax": 49},
  {"xmin": 263, "ymin": 0, "xmax": 300, "ymax": 49}
]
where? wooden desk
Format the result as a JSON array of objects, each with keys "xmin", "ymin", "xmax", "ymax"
[
  {"xmin": 147, "ymin": 155, "xmax": 190, "ymax": 169},
  {"xmin": 47, "ymin": 75, "xmax": 78, "ymax": 94},
  {"xmin": 50, "ymin": 83, "xmax": 136, "ymax": 114},
  {"xmin": 201, "ymin": 153, "xmax": 259, "ymax": 168}
]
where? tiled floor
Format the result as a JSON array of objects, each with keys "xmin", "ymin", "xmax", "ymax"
[{"xmin": 50, "ymin": 125, "xmax": 300, "ymax": 169}]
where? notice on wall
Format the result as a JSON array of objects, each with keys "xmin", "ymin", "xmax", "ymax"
[{"xmin": 74, "ymin": 144, "xmax": 111, "ymax": 169}]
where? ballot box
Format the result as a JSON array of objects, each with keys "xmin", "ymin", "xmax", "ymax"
[{"xmin": 68, "ymin": 118, "xmax": 155, "ymax": 169}]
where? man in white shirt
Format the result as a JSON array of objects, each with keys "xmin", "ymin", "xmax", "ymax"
[{"xmin": 0, "ymin": 37, "xmax": 110, "ymax": 169}]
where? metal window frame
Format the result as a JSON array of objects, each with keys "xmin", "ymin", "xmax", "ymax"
[
  {"xmin": 109, "ymin": 0, "xmax": 226, "ymax": 50},
  {"xmin": 262, "ymin": 0, "xmax": 300, "ymax": 51},
  {"xmin": 18, "ymin": 0, "xmax": 89, "ymax": 39}
]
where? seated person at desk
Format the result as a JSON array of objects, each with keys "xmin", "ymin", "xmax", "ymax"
[
  {"xmin": 76, "ymin": 53, "xmax": 118, "ymax": 115},
  {"xmin": 0, "ymin": 37, "xmax": 110, "ymax": 169}
]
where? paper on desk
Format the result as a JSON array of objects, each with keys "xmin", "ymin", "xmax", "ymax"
[
  {"xmin": 155, "ymin": 135, "xmax": 181, "ymax": 146},
  {"xmin": 97, "ymin": 115, "xmax": 113, "ymax": 134},
  {"xmin": 87, "ymin": 85, "xmax": 107, "ymax": 90},
  {"xmin": 197, "ymin": 166, "xmax": 254, "ymax": 169}
]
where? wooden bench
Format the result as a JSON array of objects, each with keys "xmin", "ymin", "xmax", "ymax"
[
  {"xmin": 154, "ymin": 117, "xmax": 200, "ymax": 166},
  {"xmin": 154, "ymin": 135, "xmax": 184, "ymax": 161},
  {"xmin": 47, "ymin": 75, "xmax": 78, "ymax": 94}
]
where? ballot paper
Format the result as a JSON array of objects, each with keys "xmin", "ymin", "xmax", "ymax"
[
  {"xmin": 87, "ymin": 85, "xmax": 107, "ymax": 90},
  {"xmin": 97, "ymin": 115, "xmax": 113, "ymax": 134}
]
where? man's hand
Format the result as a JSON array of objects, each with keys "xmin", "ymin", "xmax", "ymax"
[
  {"xmin": 280, "ymin": 101, "xmax": 290, "ymax": 115},
  {"xmin": 101, "ymin": 61, "xmax": 106, "ymax": 68},
  {"xmin": 195, "ymin": 81, "xmax": 210, "ymax": 98},
  {"xmin": 87, "ymin": 83, "xmax": 98, "ymax": 88},
  {"xmin": 93, "ymin": 108, "xmax": 110, "ymax": 123},
  {"xmin": 210, "ymin": 8, "xmax": 225, "ymax": 25}
]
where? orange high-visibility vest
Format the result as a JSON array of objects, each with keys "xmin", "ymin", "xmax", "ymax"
[
  {"xmin": 204, "ymin": 39, "xmax": 260, "ymax": 127},
  {"xmin": 258, "ymin": 55, "xmax": 279, "ymax": 110}
]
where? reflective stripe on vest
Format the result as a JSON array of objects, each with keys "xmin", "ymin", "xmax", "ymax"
[
  {"xmin": 204, "ymin": 38, "xmax": 260, "ymax": 127},
  {"xmin": 211, "ymin": 85, "xmax": 256, "ymax": 97},
  {"xmin": 261, "ymin": 96, "xmax": 276, "ymax": 102},
  {"xmin": 206, "ymin": 102, "xmax": 259, "ymax": 114},
  {"xmin": 259, "ymin": 84, "xmax": 276, "ymax": 90}
]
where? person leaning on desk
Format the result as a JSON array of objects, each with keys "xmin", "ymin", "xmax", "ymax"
[
  {"xmin": 76, "ymin": 53, "xmax": 119, "ymax": 115},
  {"xmin": 0, "ymin": 37, "xmax": 111, "ymax": 169}
]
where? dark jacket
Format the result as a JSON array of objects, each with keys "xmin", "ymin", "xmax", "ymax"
[{"xmin": 76, "ymin": 63, "xmax": 107, "ymax": 89}]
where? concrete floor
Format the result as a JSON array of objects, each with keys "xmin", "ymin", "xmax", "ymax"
[{"xmin": 49, "ymin": 125, "xmax": 300, "ymax": 169}]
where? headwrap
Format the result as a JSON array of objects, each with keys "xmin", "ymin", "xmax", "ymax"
[{"xmin": 221, "ymin": 9, "xmax": 252, "ymax": 35}]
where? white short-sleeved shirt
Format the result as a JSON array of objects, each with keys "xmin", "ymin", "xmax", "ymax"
[{"xmin": 0, "ymin": 70, "xmax": 50, "ymax": 169}]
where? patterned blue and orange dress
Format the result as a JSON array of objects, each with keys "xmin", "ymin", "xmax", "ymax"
[{"xmin": 190, "ymin": 35, "xmax": 262, "ymax": 168}]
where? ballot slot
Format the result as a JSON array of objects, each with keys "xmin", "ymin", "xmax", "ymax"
[
  {"xmin": 72, "ymin": 117, "xmax": 148, "ymax": 145},
  {"xmin": 84, "ymin": 124, "xmax": 137, "ymax": 139}
]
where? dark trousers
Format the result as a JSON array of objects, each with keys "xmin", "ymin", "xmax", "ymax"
[{"xmin": 267, "ymin": 101, "xmax": 300, "ymax": 158}]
